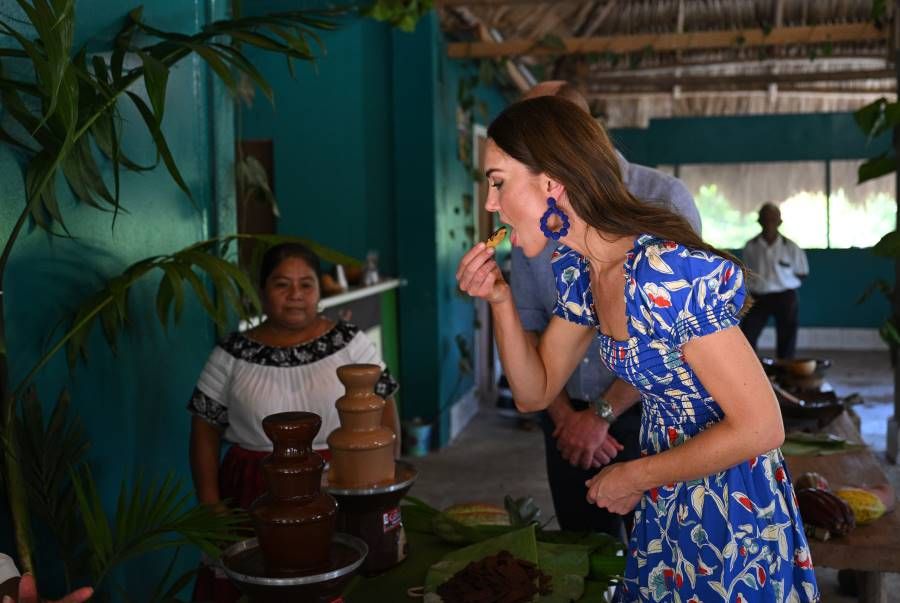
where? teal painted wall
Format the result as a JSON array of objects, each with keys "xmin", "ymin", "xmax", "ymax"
[
  {"xmin": 1, "ymin": 0, "xmax": 232, "ymax": 595},
  {"xmin": 392, "ymin": 17, "xmax": 441, "ymax": 429},
  {"xmin": 610, "ymin": 112, "xmax": 892, "ymax": 165},
  {"xmin": 611, "ymin": 113, "xmax": 895, "ymax": 330},
  {"xmin": 240, "ymin": 6, "xmax": 509, "ymax": 445},
  {"xmin": 432, "ymin": 37, "xmax": 508, "ymax": 442},
  {"xmin": 801, "ymin": 248, "xmax": 892, "ymax": 327},
  {"xmin": 393, "ymin": 13, "xmax": 509, "ymax": 444},
  {"xmin": 239, "ymin": 3, "xmax": 397, "ymax": 274}
]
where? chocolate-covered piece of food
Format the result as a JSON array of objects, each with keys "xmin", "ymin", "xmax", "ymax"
[{"xmin": 485, "ymin": 226, "xmax": 508, "ymax": 249}]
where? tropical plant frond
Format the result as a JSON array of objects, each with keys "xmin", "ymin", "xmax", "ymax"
[
  {"xmin": 853, "ymin": 98, "xmax": 899, "ymax": 184},
  {"xmin": 16, "ymin": 387, "xmax": 91, "ymax": 581},
  {"xmin": 236, "ymin": 155, "xmax": 279, "ymax": 217},
  {"xmin": 0, "ymin": 3, "xmax": 344, "ymax": 236},
  {"xmin": 13, "ymin": 234, "xmax": 359, "ymax": 399},
  {"xmin": 71, "ymin": 466, "xmax": 247, "ymax": 587},
  {"xmin": 854, "ymin": 97, "xmax": 900, "ymax": 142},
  {"xmin": 362, "ymin": 0, "xmax": 434, "ymax": 32},
  {"xmin": 872, "ymin": 229, "xmax": 900, "ymax": 258},
  {"xmin": 857, "ymin": 278, "xmax": 893, "ymax": 304},
  {"xmin": 858, "ymin": 152, "xmax": 896, "ymax": 184},
  {"xmin": 144, "ymin": 547, "xmax": 200, "ymax": 603}
]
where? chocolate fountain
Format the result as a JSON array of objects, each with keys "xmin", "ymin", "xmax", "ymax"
[
  {"xmin": 323, "ymin": 364, "xmax": 419, "ymax": 575},
  {"xmin": 220, "ymin": 412, "xmax": 368, "ymax": 602}
]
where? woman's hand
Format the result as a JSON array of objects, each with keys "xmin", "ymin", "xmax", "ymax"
[
  {"xmin": 456, "ymin": 243, "xmax": 510, "ymax": 304},
  {"xmin": 9, "ymin": 574, "xmax": 93, "ymax": 603},
  {"xmin": 585, "ymin": 462, "xmax": 644, "ymax": 515}
]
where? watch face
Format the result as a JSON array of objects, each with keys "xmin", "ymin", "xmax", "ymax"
[{"xmin": 594, "ymin": 399, "xmax": 614, "ymax": 422}]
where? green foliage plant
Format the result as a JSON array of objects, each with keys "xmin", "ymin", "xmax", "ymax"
[{"xmin": 0, "ymin": 0, "xmax": 345, "ymax": 582}]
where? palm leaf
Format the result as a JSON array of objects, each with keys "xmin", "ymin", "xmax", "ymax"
[
  {"xmin": 236, "ymin": 155, "xmax": 278, "ymax": 216},
  {"xmin": 16, "ymin": 387, "xmax": 91, "ymax": 583},
  {"xmin": 144, "ymin": 548, "xmax": 201, "ymax": 603},
  {"xmin": 0, "ymin": 0, "xmax": 350, "ymax": 579},
  {"xmin": 13, "ymin": 233, "xmax": 361, "ymax": 399},
  {"xmin": 0, "ymin": 3, "xmax": 342, "ymax": 243},
  {"xmin": 872, "ymin": 229, "xmax": 900, "ymax": 258},
  {"xmin": 71, "ymin": 467, "xmax": 246, "ymax": 588},
  {"xmin": 125, "ymin": 91, "xmax": 193, "ymax": 200},
  {"xmin": 858, "ymin": 152, "xmax": 896, "ymax": 184},
  {"xmin": 854, "ymin": 97, "xmax": 900, "ymax": 141}
]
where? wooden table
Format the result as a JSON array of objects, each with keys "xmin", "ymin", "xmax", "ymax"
[{"xmin": 784, "ymin": 412, "xmax": 900, "ymax": 603}]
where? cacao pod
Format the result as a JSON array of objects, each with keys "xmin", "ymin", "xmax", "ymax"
[
  {"xmin": 443, "ymin": 503, "xmax": 511, "ymax": 526},
  {"xmin": 797, "ymin": 488, "xmax": 855, "ymax": 539},
  {"xmin": 835, "ymin": 487, "xmax": 887, "ymax": 525},
  {"xmin": 794, "ymin": 472, "xmax": 830, "ymax": 492},
  {"xmin": 866, "ymin": 484, "xmax": 896, "ymax": 512}
]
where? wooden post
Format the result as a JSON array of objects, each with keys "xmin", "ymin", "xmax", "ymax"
[{"xmin": 888, "ymin": 1, "xmax": 900, "ymax": 465}]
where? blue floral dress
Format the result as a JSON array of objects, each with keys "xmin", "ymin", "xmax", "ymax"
[{"xmin": 552, "ymin": 235, "xmax": 819, "ymax": 603}]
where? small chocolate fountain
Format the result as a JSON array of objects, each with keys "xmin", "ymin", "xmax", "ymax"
[
  {"xmin": 323, "ymin": 364, "xmax": 419, "ymax": 575},
  {"xmin": 220, "ymin": 412, "xmax": 367, "ymax": 602}
]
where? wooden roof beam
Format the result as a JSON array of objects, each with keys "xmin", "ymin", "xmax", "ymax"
[
  {"xmin": 580, "ymin": 1, "xmax": 617, "ymax": 38},
  {"xmin": 586, "ymin": 68, "xmax": 893, "ymax": 91},
  {"xmin": 588, "ymin": 87, "xmax": 895, "ymax": 99},
  {"xmin": 438, "ymin": 0, "xmax": 588, "ymax": 5},
  {"xmin": 447, "ymin": 23, "xmax": 886, "ymax": 58},
  {"xmin": 586, "ymin": 53, "xmax": 890, "ymax": 73}
]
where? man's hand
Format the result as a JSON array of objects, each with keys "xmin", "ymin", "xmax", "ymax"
[
  {"xmin": 8, "ymin": 573, "xmax": 93, "ymax": 603},
  {"xmin": 553, "ymin": 409, "xmax": 623, "ymax": 470}
]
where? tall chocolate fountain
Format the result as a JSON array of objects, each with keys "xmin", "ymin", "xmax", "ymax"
[
  {"xmin": 323, "ymin": 364, "xmax": 419, "ymax": 575},
  {"xmin": 220, "ymin": 412, "xmax": 368, "ymax": 602}
]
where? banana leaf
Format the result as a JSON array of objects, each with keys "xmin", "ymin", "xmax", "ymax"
[
  {"xmin": 404, "ymin": 496, "xmax": 624, "ymax": 599},
  {"xmin": 782, "ymin": 432, "xmax": 867, "ymax": 456},
  {"xmin": 422, "ymin": 525, "xmax": 594, "ymax": 602},
  {"xmin": 536, "ymin": 530, "xmax": 625, "ymax": 582},
  {"xmin": 536, "ymin": 541, "xmax": 590, "ymax": 602},
  {"xmin": 424, "ymin": 525, "xmax": 539, "ymax": 592}
]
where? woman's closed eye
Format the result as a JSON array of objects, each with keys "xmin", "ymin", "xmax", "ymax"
[{"xmin": 490, "ymin": 180, "xmax": 503, "ymax": 190}]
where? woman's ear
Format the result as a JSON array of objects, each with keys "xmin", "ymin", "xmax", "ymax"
[{"xmin": 544, "ymin": 176, "xmax": 566, "ymax": 200}]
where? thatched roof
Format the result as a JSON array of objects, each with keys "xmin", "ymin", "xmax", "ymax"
[{"xmin": 439, "ymin": 0, "xmax": 895, "ymax": 126}]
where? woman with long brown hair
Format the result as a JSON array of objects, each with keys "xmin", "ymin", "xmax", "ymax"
[{"xmin": 457, "ymin": 96, "xmax": 818, "ymax": 602}]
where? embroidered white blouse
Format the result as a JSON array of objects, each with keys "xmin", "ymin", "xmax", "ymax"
[{"xmin": 187, "ymin": 321, "xmax": 398, "ymax": 450}]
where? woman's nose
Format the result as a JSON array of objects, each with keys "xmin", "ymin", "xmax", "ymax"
[{"xmin": 484, "ymin": 194, "xmax": 500, "ymax": 213}]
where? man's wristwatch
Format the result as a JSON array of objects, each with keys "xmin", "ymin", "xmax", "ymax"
[{"xmin": 593, "ymin": 397, "xmax": 616, "ymax": 424}]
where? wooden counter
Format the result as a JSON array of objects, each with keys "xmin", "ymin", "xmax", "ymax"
[{"xmin": 784, "ymin": 412, "xmax": 899, "ymax": 602}]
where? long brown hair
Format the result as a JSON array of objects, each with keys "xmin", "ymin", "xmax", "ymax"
[{"xmin": 487, "ymin": 96, "xmax": 742, "ymax": 273}]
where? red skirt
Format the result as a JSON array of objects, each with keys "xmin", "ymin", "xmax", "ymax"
[{"xmin": 192, "ymin": 445, "xmax": 332, "ymax": 602}]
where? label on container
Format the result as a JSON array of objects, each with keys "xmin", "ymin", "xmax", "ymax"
[{"xmin": 383, "ymin": 507, "xmax": 402, "ymax": 532}]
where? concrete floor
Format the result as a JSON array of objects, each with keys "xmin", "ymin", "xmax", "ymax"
[{"xmin": 404, "ymin": 349, "xmax": 900, "ymax": 602}]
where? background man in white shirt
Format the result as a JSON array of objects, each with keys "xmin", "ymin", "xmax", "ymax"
[{"xmin": 740, "ymin": 203, "xmax": 810, "ymax": 358}]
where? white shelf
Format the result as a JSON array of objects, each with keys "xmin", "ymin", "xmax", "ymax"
[
  {"xmin": 320, "ymin": 278, "xmax": 405, "ymax": 310},
  {"xmin": 238, "ymin": 278, "xmax": 405, "ymax": 332}
]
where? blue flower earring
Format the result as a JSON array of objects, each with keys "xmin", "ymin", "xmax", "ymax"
[{"xmin": 539, "ymin": 197, "xmax": 570, "ymax": 240}]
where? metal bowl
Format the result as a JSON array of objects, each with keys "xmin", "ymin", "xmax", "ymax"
[
  {"xmin": 220, "ymin": 532, "xmax": 367, "ymax": 588},
  {"xmin": 322, "ymin": 460, "xmax": 418, "ymax": 496}
]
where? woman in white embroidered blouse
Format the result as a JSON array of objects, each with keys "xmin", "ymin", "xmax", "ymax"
[{"xmin": 187, "ymin": 243, "xmax": 399, "ymax": 603}]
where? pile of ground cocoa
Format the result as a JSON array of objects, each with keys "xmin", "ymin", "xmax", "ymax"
[{"xmin": 435, "ymin": 549, "xmax": 552, "ymax": 603}]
